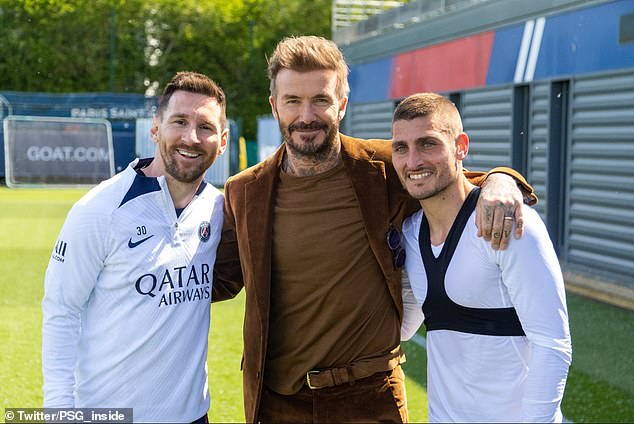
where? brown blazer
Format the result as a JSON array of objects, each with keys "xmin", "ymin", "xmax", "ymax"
[{"xmin": 212, "ymin": 133, "xmax": 534, "ymax": 423}]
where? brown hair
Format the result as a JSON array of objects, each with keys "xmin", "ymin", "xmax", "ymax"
[
  {"xmin": 267, "ymin": 35, "xmax": 349, "ymax": 99},
  {"xmin": 393, "ymin": 92, "xmax": 462, "ymax": 137},
  {"xmin": 157, "ymin": 71, "xmax": 226, "ymax": 127}
]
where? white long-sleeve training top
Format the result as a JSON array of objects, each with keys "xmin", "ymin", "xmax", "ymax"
[
  {"xmin": 401, "ymin": 205, "xmax": 572, "ymax": 423},
  {"xmin": 42, "ymin": 159, "xmax": 224, "ymax": 423}
]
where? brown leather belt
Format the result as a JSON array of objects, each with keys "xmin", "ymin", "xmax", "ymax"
[{"xmin": 305, "ymin": 347, "xmax": 404, "ymax": 390}]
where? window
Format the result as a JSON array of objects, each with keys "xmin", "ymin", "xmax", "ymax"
[{"xmin": 619, "ymin": 13, "xmax": 634, "ymax": 44}]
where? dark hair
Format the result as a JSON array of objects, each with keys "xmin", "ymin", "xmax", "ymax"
[
  {"xmin": 267, "ymin": 35, "xmax": 349, "ymax": 99},
  {"xmin": 393, "ymin": 92, "xmax": 462, "ymax": 136},
  {"xmin": 157, "ymin": 71, "xmax": 226, "ymax": 127}
]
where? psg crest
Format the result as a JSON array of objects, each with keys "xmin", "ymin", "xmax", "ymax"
[{"xmin": 198, "ymin": 221, "xmax": 211, "ymax": 242}]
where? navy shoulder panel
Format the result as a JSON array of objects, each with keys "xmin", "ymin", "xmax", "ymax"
[
  {"xmin": 119, "ymin": 174, "xmax": 161, "ymax": 208},
  {"xmin": 196, "ymin": 181, "xmax": 207, "ymax": 195}
]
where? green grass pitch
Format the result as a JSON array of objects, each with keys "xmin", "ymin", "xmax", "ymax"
[{"xmin": 1, "ymin": 187, "xmax": 633, "ymax": 422}]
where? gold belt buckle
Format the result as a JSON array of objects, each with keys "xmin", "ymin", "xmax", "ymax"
[{"xmin": 306, "ymin": 370, "xmax": 320, "ymax": 389}]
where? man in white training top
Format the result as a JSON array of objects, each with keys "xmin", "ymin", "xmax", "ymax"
[
  {"xmin": 42, "ymin": 71, "xmax": 227, "ymax": 423},
  {"xmin": 392, "ymin": 92, "xmax": 572, "ymax": 422}
]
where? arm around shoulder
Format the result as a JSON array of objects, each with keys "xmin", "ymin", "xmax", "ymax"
[
  {"xmin": 465, "ymin": 167, "xmax": 537, "ymax": 206},
  {"xmin": 212, "ymin": 179, "xmax": 245, "ymax": 302}
]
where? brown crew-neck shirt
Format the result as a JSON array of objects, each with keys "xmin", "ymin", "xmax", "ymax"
[{"xmin": 264, "ymin": 161, "xmax": 400, "ymax": 395}]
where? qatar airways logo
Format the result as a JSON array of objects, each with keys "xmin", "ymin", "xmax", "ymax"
[{"xmin": 134, "ymin": 263, "xmax": 211, "ymax": 307}]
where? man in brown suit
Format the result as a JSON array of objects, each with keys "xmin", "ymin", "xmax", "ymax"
[{"xmin": 213, "ymin": 36, "xmax": 535, "ymax": 423}]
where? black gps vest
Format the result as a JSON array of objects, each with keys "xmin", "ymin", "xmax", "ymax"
[{"xmin": 420, "ymin": 188, "xmax": 525, "ymax": 336}]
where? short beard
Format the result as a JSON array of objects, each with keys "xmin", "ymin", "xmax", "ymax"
[
  {"xmin": 407, "ymin": 183, "xmax": 449, "ymax": 201},
  {"xmin": 281, "ymin": 120, "xmax": 339, "ymax": 160},
  {"xmin": 404, "ymin": 160, "xmax": 460, "ymax": 201},
  {"xmin": 161, "ymin": 144, "xmax": 214, "ymax": 183}
]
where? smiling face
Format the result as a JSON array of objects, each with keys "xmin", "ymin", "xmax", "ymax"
[
  {"xmin": 151, "ymin": 90, "xmax": 227, "ymax": 184},
  {"xmin": 269, "ymin": 68, "xmax": 347, "ymax": 159},
  {"xmin": 392, "ymin": 115, "xmax": 468, "ymax": 201}
]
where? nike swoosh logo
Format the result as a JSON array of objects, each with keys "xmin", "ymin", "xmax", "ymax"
[{"xmin": 128, "ymin": 235, "xmax": 154, "ymax": 248}]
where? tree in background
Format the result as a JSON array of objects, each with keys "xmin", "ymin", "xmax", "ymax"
[
  {"xmin": 0, "ymin": 0, "xmax": 331, "ymax": 138},
  {"xmin": 0, "ymin": 0, "xmax": 148, "ymax": 92}
]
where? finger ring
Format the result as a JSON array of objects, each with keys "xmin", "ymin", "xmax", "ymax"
[{"xmin": 504, "ymin": 216, "xmax": 513, "ymax": 220}]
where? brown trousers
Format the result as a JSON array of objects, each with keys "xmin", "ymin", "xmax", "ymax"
[{"xmin": 258, "ymin": 365, "xmax": 408, "ymax": 423}]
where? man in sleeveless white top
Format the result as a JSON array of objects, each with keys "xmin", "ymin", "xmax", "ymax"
[{"xmin": 392, "ymin": 93, "xmax": 572, "ymax": 422}]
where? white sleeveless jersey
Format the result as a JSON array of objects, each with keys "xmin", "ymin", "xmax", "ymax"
[
  {"xmin": 401, "ymin": 206, "xmax": 572, "ymax": 423},
  {"xmin": 42, "ymin": 159, "xmax": 223, "ymax": 422}
]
